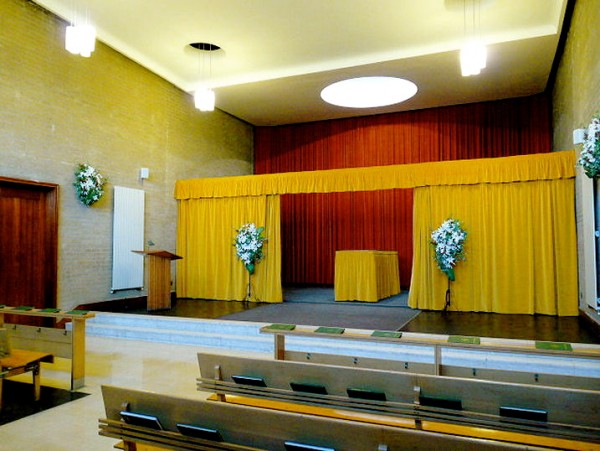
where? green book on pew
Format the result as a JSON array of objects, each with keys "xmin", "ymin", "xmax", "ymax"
[
  {"xmin": 535, "ymin": 341, "xmax": 572, "ymax": 351},
  {"xmin": 267, "ymin": 323, "xmax": 296, "ymax": 331},
  {"xmin": 371, "ymin": 331, "xmax": 402, "ymax": 339},
  {"xmin": 448, "ymin": 335, "xmax": 480, "ymax": 345},
  {"xmin": 66, "ymin": 309, "xmax": 89, "ymax": 315},
  {"xmin": 315, "ymin": 326, "xmax": 345, "ymax": 334},
  {"xmin": 13, "ymin": 305, "xmax": 34, "ymax": 311},
  {"xmin": 40, "ymin": 308, "xmax": 61, "ymax": 313}
]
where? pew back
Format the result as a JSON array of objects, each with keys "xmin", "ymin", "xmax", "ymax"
[
  {"xmin": 101, "ymin": 385, "xmax": 542, "ymax": 451},
  {"xmin": 197, "ymin": 352, "xmax": 600, "ymax": 442},
  {"xmin": 262, "ymin": 326, "xmax": 600, "ymax": 391}
]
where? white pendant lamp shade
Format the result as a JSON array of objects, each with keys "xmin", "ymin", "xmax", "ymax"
[
  {"xmin": 460, "ymin": 0, "xmax": 486, "ymax": 77},
  {"xmin": 194, "ymin": 88, "xmax": 215, "ymax": 112},
  {"xmin": 65, "ymin": 24, "xmax": 96, "ymax": 57},
  {"xmin": 190, "ymin": 42, "xmax": 220, "ymax": 112},
  {"xmin": 460, "ymin": 40, "xmax": 487, "ymax": 76}
]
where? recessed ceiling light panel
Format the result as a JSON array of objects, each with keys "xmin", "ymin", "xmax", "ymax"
[{"xmin": 321, "ymin": 76, "xmax": 418, "ymax": 108}]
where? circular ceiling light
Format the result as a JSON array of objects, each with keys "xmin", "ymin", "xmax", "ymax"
[{"xmin": 321, "ymin": 76, "xmax": 418, "ymax": 108}]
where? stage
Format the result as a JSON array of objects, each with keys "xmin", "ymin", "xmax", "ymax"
[{"xmin": 91, "ymin": 287, "xmax": 600, "ymax": 345}]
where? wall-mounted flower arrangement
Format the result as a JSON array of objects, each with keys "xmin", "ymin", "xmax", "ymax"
[
  {"xmin": 73, "ymin": 163, "xmax": 107, "ymax": 206},
  {"xmin": 578, "ymin": 114, "xmax": 600, "ymax": 178}
]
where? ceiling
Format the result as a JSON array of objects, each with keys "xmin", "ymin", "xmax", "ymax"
[{"xmin": 33, "ymin": 0, "xmax": 569, "ymax": 126}]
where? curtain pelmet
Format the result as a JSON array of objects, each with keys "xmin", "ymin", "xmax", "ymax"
[{"xmin": 175, "ymin": 151, "xmax": 576, "ymax": 199}]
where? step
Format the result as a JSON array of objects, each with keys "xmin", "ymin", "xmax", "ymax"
[
  {"xmin": 80, "ymin": 313, "xmax": 600, "ymax": 379},
  {"xmin": 84, "ymin": 313, "xmax": 272, "ymax": 352},
  {"xmin": 87, "ymin": 312, "xmax": 261, "ymax": 335},
  {"xmin": 87, "ymin": 322, "xmax": 271, "ymax": 351}
]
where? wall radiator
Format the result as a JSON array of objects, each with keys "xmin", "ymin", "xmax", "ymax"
[{"xmin": 111, "ymin": 186, "xmax": 145, "ymax": 292}]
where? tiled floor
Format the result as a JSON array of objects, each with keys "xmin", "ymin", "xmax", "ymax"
[{"xmin": 1, "ymin": 335, "xmax": 269, "ymax": 451}]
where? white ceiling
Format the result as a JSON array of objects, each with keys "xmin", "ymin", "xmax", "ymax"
[{"xmin": 33, "ymin": 0, "xmax": 569, "ymax": 126}]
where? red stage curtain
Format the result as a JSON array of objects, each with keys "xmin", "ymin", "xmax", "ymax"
[
  {"xmin": 281, "ymin": 190, "xmax": 413, "ymax": 286},
  {"xmin": 255, "ymin": 95, "xmax": 552, "ymax": 286}
]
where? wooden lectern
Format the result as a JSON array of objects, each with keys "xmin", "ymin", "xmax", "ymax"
[{"xmin": 132, "ymin": 250, "xmax": 182, "ymax": 311}]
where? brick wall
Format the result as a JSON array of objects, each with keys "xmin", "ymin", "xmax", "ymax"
[
  {"xmin": 0, "ymin": 0, "xmax": 253, "ymax": 309},
  {"xmin": 552, "ymin": 0, "xmax": 600, "ymax": 151},
  {"xmin": 552, "ymin": 0, "xmax": 600, "ymax": 324}
]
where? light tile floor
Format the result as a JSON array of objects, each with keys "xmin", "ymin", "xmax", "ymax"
[{"xmin": 1, "ymin": 336, "xmax": 268, "ymax": 451}]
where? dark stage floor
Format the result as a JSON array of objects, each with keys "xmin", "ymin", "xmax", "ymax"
[{"xmin": 96, "ymin": 287, "xmax": 600, "ymax": 345}]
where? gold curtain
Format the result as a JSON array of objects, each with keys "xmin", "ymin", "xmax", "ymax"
[
  {"xmin": 408, "ymin": 179, "xmax": 578, "ymax": 315},
  {"xmin": 174, "ymin": 151, "xmax": 577, "ymax": 310},
  {"xmin": 175, "ymin": 151, "xmax": 576, "ymax": 199},
  {"xmin": 176, "ymin": 195, "xmax": 282, "ymax": 302}
]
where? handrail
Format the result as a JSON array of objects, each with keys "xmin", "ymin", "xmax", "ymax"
[
  {"xmin": 0, "ymin": 305, "xmax": 95, "ymax": 321},
  {"xmin": 260, "ymin": 324, "xmax": 600, "ymax": 360},
  {"xmin": 260, "ymin": 324, "xmax": 600, "ymax": 387}
]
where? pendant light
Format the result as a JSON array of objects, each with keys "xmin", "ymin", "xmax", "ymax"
[
  {"xmin": 460, "ymin": 0, "xmax": 486, "ymax": 76},
  {"xmin": 191, "ymin": 42, "xmax": 220, "ymax": 112},
  {"xmin": 65, "ymin": 4, "xmax": 96, "ymax": 58}
]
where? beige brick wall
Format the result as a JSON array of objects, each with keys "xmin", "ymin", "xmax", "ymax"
[
  {"xmin": 552, "ymin": 0, "xmax": 600, "ymax": 151},
  {"xmin": 0, "ymin": 0, "xmax": 253, "ymax": 309},
  {"xmin": 552, "ymin": 0, "xmax": 600, "ymax": 323}
]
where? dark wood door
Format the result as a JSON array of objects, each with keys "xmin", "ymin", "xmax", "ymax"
[{"xmin": 0, "ymin": 177, "xmax": 58, "ymax": 326}]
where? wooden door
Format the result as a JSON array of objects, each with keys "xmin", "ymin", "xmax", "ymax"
[{"xmin": 0, "ymin": 177, "xmax": 58, "ymax": 326}]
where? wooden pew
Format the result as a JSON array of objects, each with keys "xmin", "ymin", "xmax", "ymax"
[
  {"xmin": 261, "ymin": 324, "xmax": 600, "ymax": 391},
  {"xmin": 101, "ymin": 384, "xmax": 549, "ymax": 450},
  {"xmin": 0, "ymin": 305, "xmax": 95, "ymax": 390},
  {"xmin": 197, "ymin": 352, "xmax": 600, "ymax": 447}
]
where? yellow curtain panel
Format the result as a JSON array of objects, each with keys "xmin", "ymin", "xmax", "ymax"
[
  {"xmin": 408, "ymin": 178, "xmax": 578, "ymax": 316},
  {"xmin": 175, "ymin": 151, "xmax": 576, "ymax": 199},
  {"xmin": 175, "ymin": 151, "xmax": 577, "ymax": 310},
  {"xmin": 176, "ymin": 195, "xmax": 282, "ymax": 302}
]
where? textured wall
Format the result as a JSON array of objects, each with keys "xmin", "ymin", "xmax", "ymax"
[
  {"xmin": 0, "ymin": 0, "xmax": 253, "ymax": 309},
  {"xmin": 552, "ymin": 0, "xmax": 600, "ymax": 151},
  {"xmin": 552, "ymin": 0, "xmax": 600, "ymax": 322}
]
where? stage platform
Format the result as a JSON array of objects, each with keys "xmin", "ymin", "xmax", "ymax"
[{"xmin": 85, "ymin": 287, "xmax": 600, "ymax": 345}]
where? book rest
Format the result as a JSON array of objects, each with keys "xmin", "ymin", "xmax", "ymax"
[{"xmin": 197, "ymin": 352, "xmax": 600, "ymax": 449}]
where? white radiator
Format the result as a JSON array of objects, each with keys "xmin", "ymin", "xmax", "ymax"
[{"xmin": 111, "ymin": 186, "xmax": 145, "ymax": 292}]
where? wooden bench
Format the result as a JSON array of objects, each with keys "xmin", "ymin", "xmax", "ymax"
[
  {"xmin": 0, "ymin": 349, "xmax": 54, "ymax": 410},
  {"xmin": 97, "ymin": 328, "xmax": 600, "ymax": 450},
  {"xmin": 101, "ymin": 384, "xmax": 560, "ymax": 450},
  {"xmin": 0, "ymin": 305, "xmax": 95, "ymax": 390},
  {"xmin": 196, "ymin": 352, "xmax": 600, "ymax": 448},
  {"xmin": 261, "ymin": 324, "xmax": 600, "ymax": 390}
]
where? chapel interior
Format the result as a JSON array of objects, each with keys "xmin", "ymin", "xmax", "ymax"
[{"xmin": 1, "ymin": 0, "xmax": 599, "ymax": 450}]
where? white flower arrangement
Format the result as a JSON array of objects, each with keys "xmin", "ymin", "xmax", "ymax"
[
  {"xmin": 431, "ymin": 218, "xmax": 467, "ymax": 281},
  {"xmin": 578, "ymin": 114, "xmax": 600, "ymax": 178},
  {"xmin": 73, "ymin": 163, "xmax": 107, "ymax": 206},
  {"xmin": 234, "ymin": 223, "xmax": 267, "ymax": 275}
]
